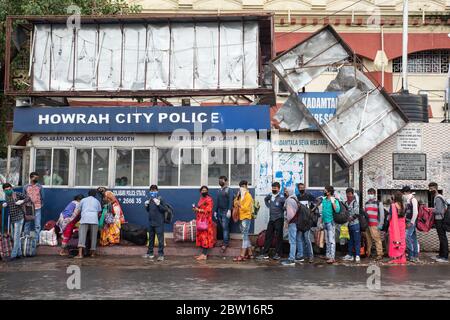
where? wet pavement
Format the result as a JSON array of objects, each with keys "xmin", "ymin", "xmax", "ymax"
[{"xmin": 1, "ymin": 256, "xmax": 449, "ymax": 300}]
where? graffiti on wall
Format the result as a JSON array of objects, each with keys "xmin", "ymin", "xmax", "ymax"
[
  {"xmin": 255, "ymin": 140, "xmax": 273, "ymax": 196},
  {"xmin": 273, "ymin": 152, "xmax": 305, "ymax": 192}
]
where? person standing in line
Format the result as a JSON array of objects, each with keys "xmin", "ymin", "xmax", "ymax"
[
  {"xmin": 321, "ymin": 185, "xmax": 340, "ymax": 264},
  {"xmin": 428, "ymin": 182, "xmax": 448, "ymax": 263},
  {"xmin": 364, "ymin": 188, "xmax": 384, "ymax": 261},
  {"xmin": 233, "ymin": 180, "xmax": 254, "ymax": 262},
  {"xmin": 2, "ymin": 183, "xmax": 31, "ymax": 261},
  {"xmin": 281, "ymin": 188, "xmax": 299, "ymax": 266},
  {"xmin": 213, "ymin": 176, "xmax": 233, "ymax": 253},
  {"xmin": 257, "ymin": 182, "xmax": 285, "ymax": 261},
  {"xmin": 194, "ymin": 186, "xmax": 215, "ymax": 261},
  {"xmin": 75, "ymin": 189, "xmax": 102, "ymax": 259},
  {"xmin": 401, "ymin": 186, "xmax": 420, "ymax": 262},
  {"xmin": 388, "ymin": 191, "xmax": 407, "ymax": 265},
  {"xmin": 342, "ymin": 188, "xmax": 361, "ymax": 263},
  {"xmin": 23, "ymin": 172, "xmax": 45, "ymax": 242}
]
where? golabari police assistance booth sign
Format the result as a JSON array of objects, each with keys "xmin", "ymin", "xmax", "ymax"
[{"xmin": 393, "ymin": 153, "xmax": 427, "ymax": 180}]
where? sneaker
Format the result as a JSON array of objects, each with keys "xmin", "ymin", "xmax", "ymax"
[
  {"xmin": 355, "ymin": 256, "xmax": 361, "ymax": 263},
  {"xmin": 142, "ymin": 254, "xmax": 155, "ymax": 259},
  {"xmin": 256, "ymin": 254, "xmax": 269, "ymax": 260},
  {"xmin": 294, "ymin": 257, "xmax": 305, "ymax": 263},
  {"xmin": 157, "ymin": 256, "xmax": 165, "ymax": 262},
  {"xmin": 342, "ymin": 255, "xmax": 353, "ymax": 261},
  {"xmin": 272, "ymin": 254, "xmax": 281, "ymax": 261},
  {"xmin": 431, "ymin": 255, "xmax": 441, "ymax": 261},
  {"xmin": 435, "ymin": 257, "xmax": 449, "ymax": 263},
  {"xmin": 281, "ymin": 259, "xmax": 295, "ymax": 266}
]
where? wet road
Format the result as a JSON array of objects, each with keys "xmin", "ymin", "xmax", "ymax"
[{"xmin": 1, "ymin": 256, "xmax": 449, "ymax": 300}]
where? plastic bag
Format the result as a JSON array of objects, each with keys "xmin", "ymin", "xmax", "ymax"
[{"xmin": 339, "ymin": 224, "xmax": 350, "ymax": 240}]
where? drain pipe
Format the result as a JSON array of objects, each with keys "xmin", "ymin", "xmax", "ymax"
[{"xmin": 402, "ymin": 0, "xmax": 409, "ymax": 93}]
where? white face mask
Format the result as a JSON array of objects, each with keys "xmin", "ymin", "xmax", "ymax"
[
  {"xmin": 368, "ymin": 194, "xmax": 375, "ymax": 200},
  {"xmin": 240, "ymin": 187, "xmax": 246, "ymax": 196}
]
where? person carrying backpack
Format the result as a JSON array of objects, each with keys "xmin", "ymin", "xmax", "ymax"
[
  {"xmin": 2, "ymin": 183, "xmax": 31, "ymax": 262},
  {"xmin": 23, "ymin": 172, "xmax": 44, "ymax": 242},
  {"xmin": 429, "ymin": 182, "xmax": 448, "ymax": 263},
  {"xmin": 342, "ymin": 188, "xmax": 361, "ymax": 263},
  {"xmin": 281, "ymin": 188, "xmax": 299, "ymax": 266},
  {"xmin": 321, "ymin": 185, "xmax": 340, "ymax": 264},
  {"xmin": 364, "ymin": 188, "xmax": 384, "ymax": 261},
  {"xmin": 143, "ymin": 185, "xmax": 169, "ymax": 261},
  {"xmin": 401, "ymin": 186, "xmax": 420, "ymax": 262}
]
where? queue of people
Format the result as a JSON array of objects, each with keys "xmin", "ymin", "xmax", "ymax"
[{"xmin": 1, "ymin": 173, "xmax": 448, "ymax": 265}]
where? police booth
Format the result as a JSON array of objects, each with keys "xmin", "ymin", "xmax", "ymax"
[{"xmin": 12, "ymin": 105, "xmax": 271, "ymax": 234}]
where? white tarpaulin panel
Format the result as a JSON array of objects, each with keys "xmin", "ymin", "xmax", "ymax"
[
  {"xmin": 122, "ymin": 24, "xmax": 146, "ymax": 90},
  {"xmin": 97, "ymin": 24, "xmax": 122, "ymax": 90},
  {"xmin": 146, "ymin": 24, "xmax": 170, "ymax": 90},
  {"xmin": 195, "ymin": 22, "xmax": 219, "ymax": 89},
  {"xmin": 170, "ymin": 23, "xmax": 195, "ymax": 90},
  {"xmin": 32, "ymin": 24, "xmax": 51, "ymax": 91},
  {"xmin": 75, "ymin": 26, "xmax": 97, "ymax": 90},
  {"xmin": 219, "ymin": 22, "xmax": 243, "ymax": 89},
  {"xmin": 50, "ymin": 25, "xmax": 74, "ymax": 91},
  {"xmin": 31, "ymin": 21, "xmax": 259, "ymax": 92},
  {"xmin": 271, "ymin": 25, "xmax": 408, "ymax": 166}
]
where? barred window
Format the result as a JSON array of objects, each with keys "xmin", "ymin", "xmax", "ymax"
[{"xmin": 393, "ymin": 50, "xmax": 450, "ymax": 74}]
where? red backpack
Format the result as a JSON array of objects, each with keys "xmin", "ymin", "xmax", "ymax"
[{"xmin": 416, "ymin": 203, "xmax": 434, "ymax": 232}]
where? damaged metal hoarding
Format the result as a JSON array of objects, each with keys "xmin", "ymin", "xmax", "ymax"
[{"xmin": 271, "ymin": 25, "xmax": 409, "ymax": 166}]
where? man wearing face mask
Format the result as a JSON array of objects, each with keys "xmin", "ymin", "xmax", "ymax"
[
  {"xmin": 2, "ymin": 183, "xmax": 31, "ymax": 261},
  {"xmin": 23, "ymin": 172, "xmax": 45, "ymax": 242},
  {"xmin": 401, "ymin": 186, "xmax": 419, "ymax": 262},
  {"xmin": 143, "ymin": 185, "xmax": 168, "ymax": 261},
  {"xmin": 364, "ymin": 188, "xmax": 384, "ymax": 261},
  {"xmin": 257, "ymin": 182, "xmax": 285, "ymax": 261},
  {"xmin": 428, "ymin": 182, "xmax": 449, "ymax": 263},
  {"xmin": 321, "ymin": 186, "xmax": 340, "ymax": 264},
  {"xmin": 296, "ymin": 183, "xmax": 316, "ymax": 208},
  {"xmin": 213, "ymin": 176, "xmax": 233, "ymax": 253}
]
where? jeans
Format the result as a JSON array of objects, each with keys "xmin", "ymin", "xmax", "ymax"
[
  {"xmin": 11, "ymin": 219, "xmax": 24, "ymax": 258},
  {"xmin": 348, "ymin": 223, "xmax": 361, "ymax": 257},
  {"xmin": 297, "ymin": 229, "xmax": 313, "ymax": 259},
  {"xmin": 262, "ymin": 218, "xmax": 284, "ymax": 256},
  {"xmin": 287, "ymin": 223, "xmax": 298, "ymax": 261},
  {"xmin": 217, "ymin": 209, "xmax": 231, "ymax": 246},
  {"xmin": 435, "ymin": 220, "xmax": 449, "ymax": 259},
  {"xmin": 324, "ymin": 222, "xmax": 336, "ymax": 260},
  {"xmin": 78, "ymin": 223, "xmax": 98, "ymax": 251},
  {"xmin": 406, "ymin": 222, "xmax": 418, "ymax": 259},
  {"xmin": 148, "ymin": 224, "xmax": 165, "ymax": 256},
  {"xmin": 240, "ymin": 219, "xmax": 251, "ymax": 249},
  {"xmin": 24, "ymin": 208, "xmax": 42, "ymax": 242}
]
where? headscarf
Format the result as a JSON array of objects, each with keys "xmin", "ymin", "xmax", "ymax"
[{"xmin": 104, "ymin": 191, "xmax": 118, "ymax": 205}]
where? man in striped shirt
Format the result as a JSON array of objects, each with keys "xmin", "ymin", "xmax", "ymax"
[{"xmin": 364, "ymin": 188, "xmax": 384, "ymax": 260}]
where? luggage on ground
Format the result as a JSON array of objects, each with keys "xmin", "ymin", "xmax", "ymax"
[
  {"xmin": 173, "ymin": 220, "xmax": 196, "ymax": 242},
  {"xmin": 39, "ymin": 228, "xmax": 58, "ymax": 246},
  {"xmin": 416, "ymin": 204, "xmax": 435, "ymax": 232},
  {"xmin": 21, "ymin": 235, "xmax": 37, "ymax": 257},
  {"xmin": 256, "ymin": 230, "xmax": 277, "ymax": 248},
  {"xmin": 0, "ymin": 207, "xmax": 12, "ymax": 259},
  {"xmin": 121, "ymin": 223, "xmax": 147, "ymax": 245}
]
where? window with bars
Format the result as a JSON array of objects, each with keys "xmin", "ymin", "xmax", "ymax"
[{"xmin": 393, "ymin": 50, "xmax": 450, "ymax": 74}]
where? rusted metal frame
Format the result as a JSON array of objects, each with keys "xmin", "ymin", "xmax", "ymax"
[{"xmin": 4, "ymin": 17, "xmax": 13, "ymax": 93}]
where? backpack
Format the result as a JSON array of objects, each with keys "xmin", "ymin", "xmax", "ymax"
[
  {"xmin": 296, "ymin": 202, "xmax": 313, "ymax": 232},
  {"xmin": 358, "ymin": 208, "xmax": 369, "ymax": 232},
  {"xmin": 435, "ymin": 195, "xmax": 450, "ymax": 232},
  {"xmin": 163, "ymin": 202, "xmax": 174, "ymax": 224},
  {"xmin": 416, "ymin": 203, "xmax": 434, "ymax": 232},
  {"xmin": 333, "ymin": 199, "xmax": 350, "ymax": 225}
]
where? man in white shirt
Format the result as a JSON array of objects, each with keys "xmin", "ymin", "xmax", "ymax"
[{"xmin": 401, "ymin": 186, "xmax": 419, "ymax": 262}]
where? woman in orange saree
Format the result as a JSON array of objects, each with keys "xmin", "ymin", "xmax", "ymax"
[{"xmin": 100, "ymin": 191, "xmax": 125, "ymax": 246}]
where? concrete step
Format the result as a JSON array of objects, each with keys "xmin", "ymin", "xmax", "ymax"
[{"xmin": 37, "ymin": 239, "xmax": 245, "ymax": 257}]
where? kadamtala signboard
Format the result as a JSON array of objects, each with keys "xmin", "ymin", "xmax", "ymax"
[{"xmin": 13, "ymin": 105, "xmax": 270, "ymax": 133}]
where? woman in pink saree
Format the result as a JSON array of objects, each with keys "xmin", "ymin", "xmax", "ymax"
[{"xmin": 388, "ymin": 191, "xmax": 407, "ymax": 264}]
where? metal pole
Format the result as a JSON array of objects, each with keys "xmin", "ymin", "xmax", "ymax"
[{"xmin": 402, "ymin": 0, "xmax": 409, "ymax": 92}]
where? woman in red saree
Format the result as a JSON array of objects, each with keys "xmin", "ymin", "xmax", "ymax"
[
  {"xmin": 194, "ymin": 186, "xmax": 215, "ymax": 261},
  {"xmin": 100, "ymin": 191, "xmax": 126, "ymax": 246},
  {"xmin": 388, "ymin": 191, "xmax": 407, "ymax": 265}
]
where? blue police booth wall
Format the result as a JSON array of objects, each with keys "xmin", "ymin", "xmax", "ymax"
[{"xmin": 36, "ymin": 187, "xmax": 255, "ymax": 233}]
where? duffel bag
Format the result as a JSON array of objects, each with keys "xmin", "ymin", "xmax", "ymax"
[
  {"xmin": 39, "ymin": 228, "xmax": 58, "ymax": 246},
  {"xmin": 21, "ymin": 235, "xmax": 37, "ymax": 257},
  {"xmin": 173, "ymin": 220, "xmax": 196, "ymax": 242},
  {"xmin": 256, "ymin": 230, "xmax": 277, "ymax": 248},
  {"xmin": 0, "ymin": 207, "xmax": 12, "ymax": 259},
  {"xmin": 121, "ymin": 223, "xmax": 147, "ymax": 245}
]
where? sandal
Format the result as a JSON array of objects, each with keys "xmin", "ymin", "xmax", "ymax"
[
  {"xmin": 246, "ymin": 255, "xmax": 255, "ymax": 260},
  {"xmin": 233, "ymin": 255, "xmax": 247, "ymax": 262}
]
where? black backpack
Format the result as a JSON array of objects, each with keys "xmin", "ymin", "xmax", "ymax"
[
  {"xmin": 436, "ymin": 195, "xmax": 450, "ymax": 232},
  {"xmin": 333, "ymin": 199, "xmax": 350, "ymax": 224},
  {"xmin": 296, "ymin": 201, "xmax": 313, "ymax": 232}
]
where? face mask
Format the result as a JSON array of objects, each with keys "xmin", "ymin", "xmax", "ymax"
[
  {"xmin": 201, "ymin": 192, "xmax": 208, "ymax": 197},
  {"xmin": 4, "ymin": 189, "xmax": 13, "ymax": 196},
  {"xmin": 299, "ymin": 190, "xmax": 305, "ymax": 194},
  {"xmin": 149, "ymin": 191, "xmax": 158, "ymax": 198},
  {"xmin": 240, "ymin": 187, "xmax": 246, "ymax": 194},
  {"xmin": 431, "ymin": 190, "xmax": 437, "ymax": 195},
  {"xmin": 32, "ymin": 178, "xmax": 38, "ymax": 183},
  {"xmin": 272, "ymin": 190, "xmax": 278, "ymax": 195},
  {"xmin": 323, "ymin": 192, "xmax": 328, "ymax": 197},
  {"xmin": 368, "ymin": 194, "xmax": 375, "ymax": 200}
]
